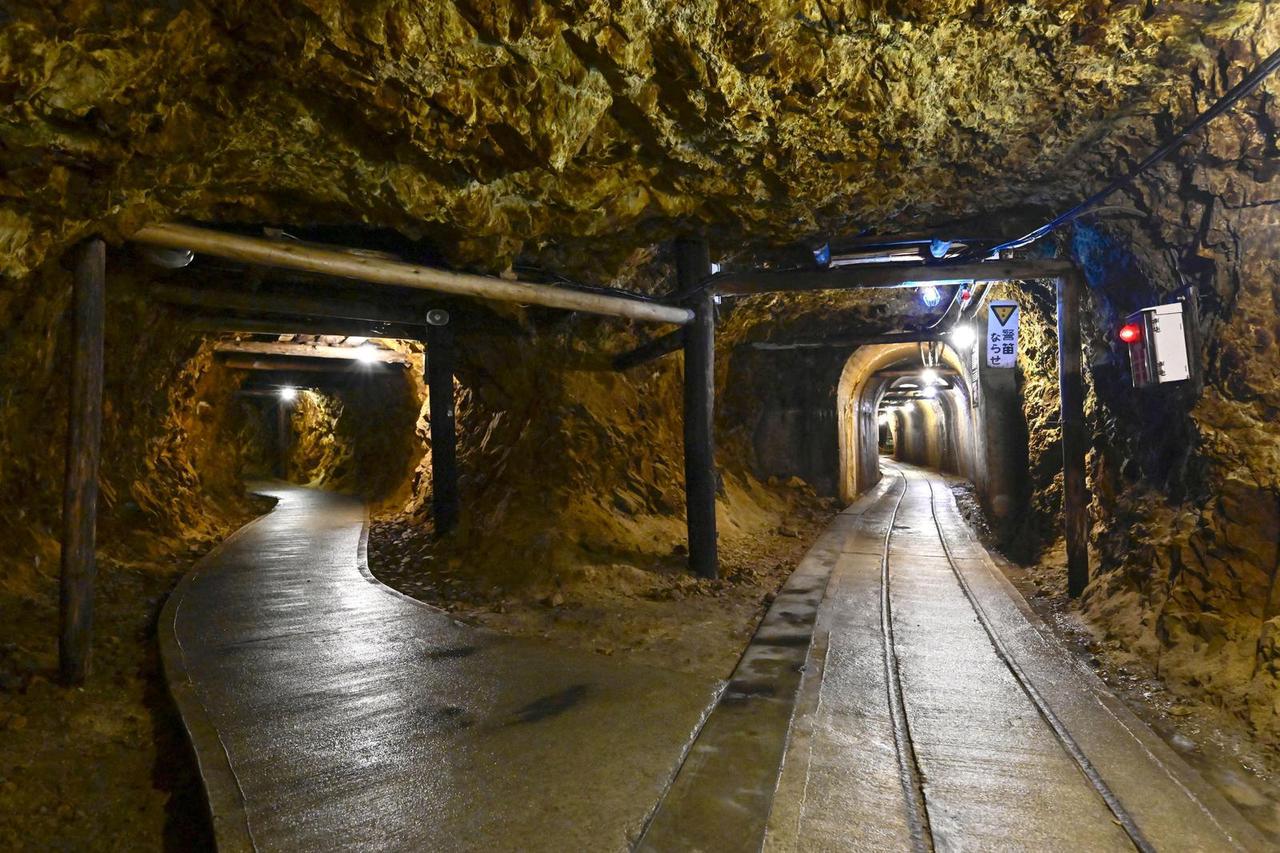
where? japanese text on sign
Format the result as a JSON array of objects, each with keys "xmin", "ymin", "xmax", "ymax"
[{"xmin": 986, "ymin": 301, "xmax": 1020, "ymax": 369}]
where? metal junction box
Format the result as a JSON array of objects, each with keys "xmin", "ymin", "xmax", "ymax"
[{"xmin": 1125, "ymin": 302, "xmax": 1191, "ymax": 388}]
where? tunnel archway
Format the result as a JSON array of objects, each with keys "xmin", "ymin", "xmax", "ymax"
[{"xmin": 836, "ymin": 342, "xmax": 975, "ymax": 503}]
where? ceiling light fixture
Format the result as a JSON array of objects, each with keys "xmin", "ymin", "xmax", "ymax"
[{"xmin": 950, "ymin": 324, "xmax": 976, "ymax": 350}]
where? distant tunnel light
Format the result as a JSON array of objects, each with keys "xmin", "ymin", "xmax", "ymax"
[
  {"xmin": 950, "ymin": 324, "xmax": 976, "ymax": 350},
  {"xmin": 922, "ymin": 386, "xmax": 938, "ymax": 399},
  {"xmin": 279, "ymin": 386, "xmax": 297, "ymax": 402},
  {"xmin": 1118, "ymin": 323, "xmax": 1142, "ymax": 344},
  {"xmin": 920, "ymin": 367, "xmax": 939, "ymax": 386},
  {"xmin": 354, "ymin": 344, "xmax": 381, "ymax": 364}
]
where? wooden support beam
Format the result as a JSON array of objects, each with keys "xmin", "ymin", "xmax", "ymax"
[
  {"xmin": 713, "ymin": 259, "xmax": 1075, "ymax": 296},
  {"xmin": 221, "ymin": 356, "xmax": 403, "ymax": 374},
  {"xmin": 612, "ymin": 329, "xmax": 685, "ymax": 371},
  {"xmin": 60, "ymin": 238, "xmax": 106, "ymax": 685},
  {"xmin": 425, "ymin": 313, "xmax": 460, "ymax": 536},
  {"xmin": 213, "ymin": 341, "xmax": 410, "ymax": 365},
  {"xmin": 1057, "ymin": 272, "xmax": 1090, "ymax": 597},
  {"xmin": 679, "ymin": 239, "xmax": 718, "ymax": 579},
  {"xmin": 133, "ymin": 222, "xmax": 692, "ymax": 325},
  {"xmin": 743, "ymin": 331, "xmax": 947, "ymax": 350},
  {"xmin": 183, "ymin": 314, "xmax": 423, "ymax": 340},
  {"xmin": 153, "ymin": 284, "xmax": 419, "ymax": 326}
]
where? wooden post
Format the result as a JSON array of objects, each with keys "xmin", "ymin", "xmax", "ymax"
[
  {"xmin": 59, "ymin": 238, "xmax": 106, "ymax": 685},
  {"xmin": 678, "ymin": 239, "xmax": 718, "ymax": 579},
  {"xmin": 1057, "ymin": 273, "xmax": 1090, "ymax": 597},
  {"xmin": 426, "ymin": 310, "xmax": 459, "ymax": 536}
]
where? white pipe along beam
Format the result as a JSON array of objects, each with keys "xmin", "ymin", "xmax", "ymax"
[{"xmin": 131, "ymin": 223, "xmax": 693, "ymax": 326}]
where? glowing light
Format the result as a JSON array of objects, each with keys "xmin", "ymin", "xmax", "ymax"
[
  {"xmin": 1118, "ymin": 323, "xmax": 1142, "ymax": 344},
  {"xmin": 354, "ymin": 345, "xmax": 380, "ymax": 364},
  {"xmin": 813, "ymin": 243, "xmax": 831, "ymax": 266},
  {"xmin": 922, "ymin": 385, "xmax": 938, "ymax": 399},
  {"xmin": 920, "ymin": 368, "xmax": 939, "ymax": 386},
  {"xmin": 929, "ymin": 238, "xmax": 953, "ymax": 259},
  {"xmin": 279, "ymin": 387, "xmax": 297, "ymax": 402},
  {"xmin": 950, "ymin": 324, "xmax": 976, "ymax": 350},
  {"xmin": 878, "ymin": 414, "xmax": 889, "ymax": 426},
  {"xmin": 919, "ymin": 284, "xmax": 943, "ymax": 307}
]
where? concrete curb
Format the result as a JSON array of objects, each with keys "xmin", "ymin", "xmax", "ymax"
[{"xmin": 158, "ymin": 490, "xmax": 280, "ymax": 853}]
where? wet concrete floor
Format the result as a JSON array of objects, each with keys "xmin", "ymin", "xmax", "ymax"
[
  {"xmin": 650, "ymin": 463, "xmax": 1268, "ymax": 851},
  {"xmin": 160, "ymin": 485, "xmax": 716, "ymax": 852}
]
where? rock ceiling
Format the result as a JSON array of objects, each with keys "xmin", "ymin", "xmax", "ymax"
[{"xmin": 0, "ymin": 1, "xmax": 1268, "ymax": 279}]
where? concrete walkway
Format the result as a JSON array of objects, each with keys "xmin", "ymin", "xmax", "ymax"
[
  {"xmin": 645, "ymin": 463, "xmax": 1268, "ymax": 851},
  {"xmin": 160, "ymin": 485, "xmax": 716, "ymax": 852}
]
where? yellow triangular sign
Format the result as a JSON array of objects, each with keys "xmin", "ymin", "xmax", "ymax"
[{"xmin": 991, "ymin": 304, "xmax": 1017, "ymax": 326}]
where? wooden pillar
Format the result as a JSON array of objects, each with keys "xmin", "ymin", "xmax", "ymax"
[
  {"xmin": 1057, "ymin": 273, "xmax": 1090, "ymax": 597},
  {"xmin": 678, "ymin": 238, "xmax": 718, "ymax": 579},
  {"xmin": 426, "ymin": 310, "xmax": 459, "ymax": 536},
  {"xmin": 59, "ymin": 238, "xmax": 106, "ymax": 685}
]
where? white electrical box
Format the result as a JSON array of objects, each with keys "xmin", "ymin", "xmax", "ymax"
[{"xmin": 1125, "ymin": 302, "xmax": 1191, "ymax": 388}]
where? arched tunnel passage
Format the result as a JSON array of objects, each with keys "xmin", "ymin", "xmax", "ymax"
[
  {"xmin": 740, "ymin": 330, "xmax": 1028, "ymax": 538},
  {"xmin": 837, "ymin": 342, "xmax": 978, "ymax": 503}
]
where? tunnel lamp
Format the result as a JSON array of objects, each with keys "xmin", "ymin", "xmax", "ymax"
[
  {"xmin": 919, "ymin": 284, "xmax": 943, "ymax": 307},
  {"xmin": 354, "ymin": 344, "xmax": 380, "ymax": 364},
  {"xmin": 1118, "ymin": 323, "xmax": 1142, "ymax": 344},
  {"xmin": 950, "ymin": 324, "xmax": 976, "ymax": 350},
  {"xmin": 279, "ymin": 387, "xmax": 297, "ymax": 402},
  {"xmin": 922, "ymin": 386, "xmax": 938, "ymax": 399},
  {"xmin": 920, "ymin": 367, "xmax": 939, "ymax": 386}
]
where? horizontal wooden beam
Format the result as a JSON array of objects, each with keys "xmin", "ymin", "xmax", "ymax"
[
  {"xmin": 181, "ymin": 314, "xmax": 424, "ymax": 340},
  {"xmin": 743, "ymin": 330, "xmax": 948, "ymax": 351},
  {"xmin": 154, "ymin": 284, "xmax": 419, "ymax": 326},
  {"xmin": 215, "ymin": 341, "xmax": 410, "ymax": 365},
  {"xmin": 133, "ymin": 222, "xmax": 692, "ymax": 325},
  {"xmin": 221, "ymin": 355, "xmax": 414, "ymax": 374},
  {"xmin": 612, "ymin": 329, "xmax": 685, "ymax": 371},
  {"xmin": 713, "ymin": 259, "xmax": 1075, "ymax": 296}
]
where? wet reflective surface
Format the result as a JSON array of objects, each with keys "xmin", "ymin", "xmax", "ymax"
[
  {"xmin": 766, "ymin": 464, "xmax": 1268, "ymax": 851},
  {"xmin": 161, "ymin": 486, "xmax": 715, "ymax": 852}
]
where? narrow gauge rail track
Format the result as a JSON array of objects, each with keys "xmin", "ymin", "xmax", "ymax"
[{"xmin": 876, "ymin": 466, "xmax": 1155, "ymax": 853}]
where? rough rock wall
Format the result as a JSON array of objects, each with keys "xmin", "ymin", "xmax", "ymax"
[
  {"xmin": 986, "ymin": 20, "xmax": 1280, "ymax": 741},
  {"xmin": 0, "ymin": 2, "xmax": 1263, "ymax": 280},
  {"xmin": 284, "ymin": 391, "xmax": 353, "ymax": 488},
  {"xmin": 282, "ymin": 376, "xmax": 423, "ymax": 505},
  {"xmin": 0, "ymin": 259, "xmax": 259, "ymax": 599}
]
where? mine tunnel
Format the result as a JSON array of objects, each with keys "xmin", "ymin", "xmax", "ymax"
[{"xmin": 5, "ymin": 4, "xmax": 1280, "ymax": 852}]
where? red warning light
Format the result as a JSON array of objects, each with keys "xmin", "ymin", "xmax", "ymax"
[{"xmin": 1118, "ymin": 323, "xmax": 1142, "ymax": 344}]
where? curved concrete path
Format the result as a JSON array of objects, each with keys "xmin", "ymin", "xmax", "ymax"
[{"xmin": 161, "ymin": 485, "xmax": 716, "ymax": 852}]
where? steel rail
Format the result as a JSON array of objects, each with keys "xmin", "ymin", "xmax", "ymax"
[
  {"xmin": 918, "ymin": 472, "xmax": 1155, "ymax": 853},
  {"xmin": 878, "ymin": 469, "xmax": 935, "ymax": 853}
]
